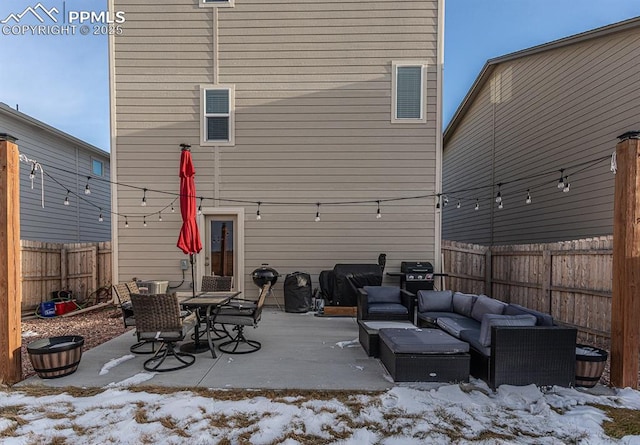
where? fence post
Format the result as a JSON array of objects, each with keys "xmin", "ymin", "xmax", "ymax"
[
  {"xmin": 0, "ymin": 134, "xmax": 22, "ymax": 384},
  {"xmin": 542, "ymin": 250, "xmax": 552, "ymax": 316},
  {"xmin": 60, "ymin": 247, "xmax": 67, "ymax": 290},
  {"xmin": 484, "ymin": 249, "xmax": 492, "ymax": 296},
  {"xmin": 610, "ymin": 131, "xmax": 640, "ymax": 389}
]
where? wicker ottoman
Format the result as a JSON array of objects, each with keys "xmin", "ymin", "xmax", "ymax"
[
  {"xmin": 378, "ymin": 328, "xmax": 470, "ymax": 382},
  {"xmin": 358, "ymin": 320, "xmax": 417, "ymax": 357}
]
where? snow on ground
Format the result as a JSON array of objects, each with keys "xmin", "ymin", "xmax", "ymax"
[{"xmin": 2, "ymin": 377, "xmax": 640, "ymax": 444}]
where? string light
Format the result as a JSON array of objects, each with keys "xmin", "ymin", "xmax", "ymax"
[
  {"xmin": 64, "ymin": 190, "xmax": 70, "ymax": 206},
  {"xmin": 143, "ymin": 216, "xmax": 147, "ymax": 227},
  {"xmin": 498, "ymin": 201, "xmax": 504, "ymax": 210},
  {"xmin": 315, "ymin": 203, "xmax": 321, "ymax": 222},
  {"xmin": 198, "ymin": 197, "xmax": 203, "ymax": 215},
  {"xmin": 84, "ymin": 176, "xmax": 91, "ymax": 195},
  {"xmin": 495, "ymin": 183, "xmax": 502, "ymax": 204},
  {"xmin": 29, "ymin": 164, "xmax": 36, "ymax": 179},
  {"xmin": 125, "ymin": 216, "xmax": 129, "ymax": 228},
  {"xmin": 158, "ymin": 212, "xmax": 162, "ymax": 222},
  {"xmin": 443, "ymin": 195, "xmax": 449, "ymax": 207},
  {"xmin": 98, "ymin": 209, "xmax": 103, "ymax": 222},
  {"xmin": 474, "ymin": 199, "xmax": 479, "ymax": 211},
  {"xmin": 376, "ymin": 200, "xmax": 382, "ymax": 219},
  {"xmin": 456, "ymin": 200, "xmax": 461, "ymax": 209},
  {"xmin": 557, "ymin": 169, "xmax": 565, "ymax": 189},
  {"xmin": 525, "ymin": 189, "xmax": 532, "ymax": 204},
  {"xmin": 563, "ymin": 178, "xmax": 571, "ymax": 193},
  {"xmin": 171, "ymin": 203, "xmax": 175, "ymax": 213},
  {"xmin": 141, "ymin": 188, "xmax": 147, "ymax": 206},
  {"xmin": 256, "ymin": 202, "xmax": 262, "ymax": 220}
]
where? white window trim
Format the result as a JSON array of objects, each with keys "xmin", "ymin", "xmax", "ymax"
[
  {"xmin": 200, "ymin": 84, "xmax": 235, "ymax": 147},
  {"xmin": 199, "ymin": 0, "xmax": 234, "ymax": 8},
  {"xmin": 391, "ymin": 60, "xmax": 428, "ymax": 124}
]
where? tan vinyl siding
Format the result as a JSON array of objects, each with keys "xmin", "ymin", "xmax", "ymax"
[
  {"xmin": 442, "ymin": 24, "xmax": 640, "ymax": 245},
  {"xmin": 113, "ymin": 0, "xmax": 439, "ymax": 293}
]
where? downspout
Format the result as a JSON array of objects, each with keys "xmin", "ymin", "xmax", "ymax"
[
  {"xmin": 108, "ymin": 0, "xmax": 119, "ymax": 285},
  {"xmin": 489, "ymin": 97, "xmax": 496, "ymax": 246},
  {"xmin": 434, "ymin": 0, "xmax": 445, "ymax": 272}
]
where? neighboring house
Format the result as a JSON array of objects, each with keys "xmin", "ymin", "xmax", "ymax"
[
  {"xmin": 0, "ymin": 103, "xmax": 111, "ymax": 243},
  {"xmin": 442, "ymin": 17, "xmax": 640, "ymax": 246},
  {"xmin": 109, "ymin": 0, "xmax": 444, "ymax": 297}
]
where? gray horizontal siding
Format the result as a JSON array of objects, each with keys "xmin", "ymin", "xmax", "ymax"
[
  {"xmin": 113, "ymin": 0, "xmax": 440, "ymax": 290},
  {"xmin": 443, "ymin": 25, "xmax": 640, "ymax": 245},
  {"xmin": 0, "ymin": 111, "xmax": 111, "ymax": 243}
]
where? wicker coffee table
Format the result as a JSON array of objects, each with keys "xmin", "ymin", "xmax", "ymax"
[
  {"xmin": 378, "ymin": 328, "xmax": 470, "ymax": 382},
  {"xmin": 358, "ymin": 320, "xmax": 417, "ymax": 358}
]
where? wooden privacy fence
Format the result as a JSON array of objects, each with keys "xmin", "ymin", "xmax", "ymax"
[
  {"xmin": 442, "ymin": 237, "xmax": 613, "ymax": 344},
  {"xmin": 21, "ymin": 240, "xmax": 112, "ymax": 315}
]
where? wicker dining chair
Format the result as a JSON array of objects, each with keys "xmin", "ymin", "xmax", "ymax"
[
  {"xmin": 214, "ymin": 283, "xmax": 270, "ymax": 354},
  {"xmin": 129, "ymin": 293, "xmax": 197, "ymax": 372},
  {"xmin": 201, "ymin": 275, "xmax": 233, "ymax": 292},
  {"xmin": 112, "ymin": 281, "xmax": 156, "ymax": 354}
]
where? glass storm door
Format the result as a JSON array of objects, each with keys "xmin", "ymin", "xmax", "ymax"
[{"xmin": 206, "ymin": 216, "xmax": 236, "ymax": 283}]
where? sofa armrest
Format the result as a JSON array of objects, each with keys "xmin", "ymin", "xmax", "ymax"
[
  {"xmin": 400, "ymin": 289, "xmax": 416, "ymax": 319},
  {"xmin": 489, "ymin": 326, "xmax": 577, "ymax": 388},
  {"xmin": 356, "ymin": 288, "xmax": 370, "ymax": 320}
]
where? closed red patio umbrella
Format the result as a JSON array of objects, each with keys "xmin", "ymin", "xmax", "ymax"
[{"xmin": 177, "ymin": 145, "xmax": 202, "ymax": 296}]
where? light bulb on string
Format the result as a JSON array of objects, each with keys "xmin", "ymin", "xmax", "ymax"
[
  {"xmin": 443, "ymin": 195, "xmax": 449, "ymax": 207},
  {"xmin": 143, "ymin": 216, "xmax": 147, "ymax": 227},
  {"xmin": 456, "ymin": 200, "xmax": 461, "ymax": 209},
  {"xmin": 314, "ymin": 203, "xmax": 321, "ymax": 222},
  {"xmin": 563, "ymin": 179, "xmax": 571, "ymax": 193},
  {"xmin": 171, "ymin": 203, "xmax": 175, "ymax": 213},
  {"xmin": 141, "ymin": 188, "xmax": 147, "ymax": 206},
  {"xmin": 84, "ymin": 177, "xmax": 91, "ymax": 195},
  {"xmin": 376, "ymin": 200, "xmax": 382, "ymax": 219},
  {"xmin": 256, "ymin": 202, "xmax": 262, "ymax": 220},
  {"xmin": 29, "ymin": 164, "xmax": 36, "ymax": 180},
  {"xmin": 158, "ymin": 212, "xmax": 162, "ymax": 222},
  {"xmin": 98, "ymin": 209, "xmax": 103, "ymax": 222},
  {"xmin": 498, "ymin": 201, "xmax": 503, "ymax": 210},
  {"xmin": 124, "ymin": 216, "xmax": 129, "ymax": 228},
  {"xmin": 64, "ymin": 190, "xmax": 70, "ymax": 206},
  {"xmin": 198, "ymin": 197, "xmax": 203, "ymax": 215},
  {"xmin": 557, "ymin": 169, "xmax": 565, "ymax": 189},
  {"xmin": 495, "ymin": 183, "xmax": 502, "ymax": 204},
  {"xmin": 474, "ymin": 199, "xmax": 479, "ymax": 211},
  {"xmin": 525, "ymin": 189, "xmax": 532, "ymax": 205}
]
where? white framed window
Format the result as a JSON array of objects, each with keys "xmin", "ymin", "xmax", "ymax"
[
  {"xmin": 91, "ymin": 158, "xmax": 104, "ymax": 176},
  {"xmin": 391, "ymin": 61, "xmax": 427, "ymax": 123},
  {"xmin": 200, "ymin": 85, "xmax": 235, "ymax": 147},
  {"xmin": 200, "ymin": 0, "xmax": 234, "ymax": 8}
]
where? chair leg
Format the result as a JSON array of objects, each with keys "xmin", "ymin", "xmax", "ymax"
[
  {"xmin": 218, "ymin": 325, "xmax": 261, "ymax": 354},
  {"xmin": 130, "ymin": 339, "xmax": 157, "ymax": 355},
  {"xmin": 143, "ymin": 342, "xmax": 196, "ymax": 372}
]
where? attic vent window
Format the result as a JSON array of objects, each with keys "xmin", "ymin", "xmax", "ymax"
[
  {"xmin": 201, "ymin": 85, "xmax": 235, "ymax": 147},
  {"xmin": 392, "ymin": 61, "xmax": 427, "ymax": 123}
]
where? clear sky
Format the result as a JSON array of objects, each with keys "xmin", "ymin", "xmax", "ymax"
[{"xmin": 0, "ymin": 0, "xmax": 638, "ymax": 152}]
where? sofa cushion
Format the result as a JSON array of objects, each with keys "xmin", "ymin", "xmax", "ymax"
[
  {"xmin": 504, "ymin": 304, "xmax": 554, "ymax": 326},
  {"xmin": 459, "ymin": 329, "xmax": 491, "ymax": 357},
  {"xmin": 368, "ymin": 303, "xmax": 408, "ymax": 315},
  {"xmin": 436, "ymin": 317, "xmax": 481, "ymax": 338},
  {"xmin": 470, "ymin": 295, "xmax": 507, "ymax": 322},
  {"xmin": 478, "ymin": 314, "xmax": 537, "ymax": 347},
  {"xmin": 364, "ymin": 286, "xmax": 401, "ymax": 304},
  {"xmin": 452, "ymin": 292, "xmax": 477, "ymax": 317},
  {"xmin": 417, "ymin": 311, "xmax": 469, "ymax": 326},
  {"xmin": 379, "ymin": 328, "xmax": 469, "ymax": 354},
  {"xmin": 417, "ymin": 290, "xmax": 453, "ymax": 313}
]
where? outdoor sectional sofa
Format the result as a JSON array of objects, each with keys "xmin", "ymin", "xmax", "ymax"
[{"xmin": 415, "ymin": 290, "xmax": 577, "ymax": 388}]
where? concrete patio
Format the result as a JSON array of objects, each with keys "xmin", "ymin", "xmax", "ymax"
[{"xmin": 19, "ymin": 309, "xmax": 394, "ymax": 390}]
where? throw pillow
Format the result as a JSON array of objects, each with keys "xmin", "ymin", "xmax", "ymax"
[
  {"xmin": 417, "ymin": 290, "xmax": 453, "ymax": 312},
  {"xmin": 470, "ymin": 295, "xmax": 507, "ymax": 322},
  {"xmin": 363, "ymin": 286, "xmax": 401, "ymax": 304},
  {"xmin": 504, "ymin": 304, "xmax": 554, "ymax": 326},
  {"xmin": 452, "ymin": 292, "xmax": 477, "ymax": 317},
  {"xmin": 478, "ymin": 314, "xmax": 537, "ymax": 346}
]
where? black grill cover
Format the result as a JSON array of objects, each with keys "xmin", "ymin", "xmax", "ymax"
[
  {"xmin": 318, "ymin": 270, "xmax": 335, "ymax": 303},
  {"xmin": 284, "ymin": 271, "xmax": 312, "ymax": 313},
  {"xmin": 332, "ymin": 264, "xmax": 382, "ymax": 306}
]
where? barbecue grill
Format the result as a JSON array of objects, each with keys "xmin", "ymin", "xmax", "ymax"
[
  {"xmin": 400, "ymin": 261, "xmax": 434, "ymax": 294},
  {"xmin": 251, "ymin": 264, "xmax": 280, "ymax": 288}
]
